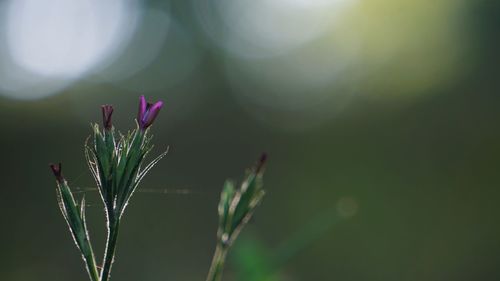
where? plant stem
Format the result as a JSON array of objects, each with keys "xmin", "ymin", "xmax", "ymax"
[
  {"xmin": 100, "ymin": 218, "xmax": 120, "ymax": 281},
  {"xmin": 206, "ymin": 243, "xmax": 229, "ymax": 281},
  {"xmin": 84, "ymin": 249, "xmax": 100, "ymax": 281}
]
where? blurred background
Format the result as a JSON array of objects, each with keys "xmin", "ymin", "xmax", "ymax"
[{"xmin": 1, "ymin": 0, "xmax": 500, "ymax": 280}]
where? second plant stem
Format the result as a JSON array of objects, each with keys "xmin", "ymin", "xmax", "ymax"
[
  {"xmin": 100, "ymin": 217, "xmax": 121, "ymax": 281},
  {"xmin": 206, "ymin": 243, "xmax": 229, "ymax": 281}
]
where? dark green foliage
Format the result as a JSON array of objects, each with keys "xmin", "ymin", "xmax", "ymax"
[
  {"xmin": 50, "ymin": 98, "xmax": 268, "ymax": 281},
  {"xmin": 51, "ymin": 98, "xmax": 166, "ymax": 281},
  {"xmin": 217, "ymin": 172, "xmax": 265, "ymax": 247},
  {"xmin": 207, "ymin": 154, "xmax": 267, "ymax": 281},
  {"xmin": 53, "ymin": 124, "xmax": 166, "ymax": 281},
  {"xmin": 85, "ymin": 124, "xmax": 167, "ymax": 281},
  {"xmin": 85, "ymin": 124, "xmax": 167, "ymax": 221},
  {"xmin": 55, "ymin": 178, "xmax": 99, "ymax": 281}
]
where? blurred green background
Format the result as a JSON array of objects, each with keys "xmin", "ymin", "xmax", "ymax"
[{"xmin": 1, "ymin": 0, "xmax": 500, "ymax": 280}]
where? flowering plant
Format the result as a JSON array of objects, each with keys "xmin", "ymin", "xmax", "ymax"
[{"xmin": 49, "ymin": 96, "xmax": 267, "ymax": 281}]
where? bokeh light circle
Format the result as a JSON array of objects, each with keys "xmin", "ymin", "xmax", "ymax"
[
  {"xmin": 194, "ymin": 0, "xmax": 356, "ymax": 58},
  {"xmin": 0, "ymin": 0, "xmax": 141, "ymax": 100}
]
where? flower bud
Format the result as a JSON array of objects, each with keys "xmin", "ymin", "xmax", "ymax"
[
  {"xmin": 101, "ymin": 105, "xmax": 114, "ymax": 130},
  {"xmin": 49, "ymin": 163, "xmax": 64, "ymax": 183},
  {"xmin": 137, "ymin": 95, "xmax": 163, "ymax": 130}
]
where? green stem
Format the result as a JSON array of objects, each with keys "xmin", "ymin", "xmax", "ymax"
[
  {"xmin": 83, "ymin": 248, "xmax": 100, "ymax": 281},
  {"xmin": 100, "ymin": 218, "xmax": 120, "ymax": 281},
  {"xmin": 206, "ymin": 244, "xmax": 229, "ymax": 281}
]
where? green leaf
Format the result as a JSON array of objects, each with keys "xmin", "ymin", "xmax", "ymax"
[
  {"xmin": 218, "ymin": 180, "xmax": 236, "ymax": 241},
  {"xmin": 55, "ymin": 181, "xmax": 99, "ymax": 281},
  {"xmin": 206, "ymin": 156, "xmax": 268, "ymax": 281}
]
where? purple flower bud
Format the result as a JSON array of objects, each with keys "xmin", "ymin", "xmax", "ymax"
[
  {"xmin": 101, "ymin": 105, "xmax": 114, "ymax": 130},
  {"xmin": 255, "ymin": 153, "xmax": 268, "ymax": 173},
  {"xmin": 50, "ymin": 163, "xmax": 64, "ymax": 183},
  {"xmin": 137, "ymin": 95, "xmax": 163, "ymax": 130}
]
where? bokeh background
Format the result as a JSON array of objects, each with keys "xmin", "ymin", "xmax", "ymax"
[{"xmin": 1, "ymin": 0, "xmax": 500, "ymax": 280}]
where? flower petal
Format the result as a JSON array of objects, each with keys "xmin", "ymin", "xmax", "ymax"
[
  {"xmin": 138, "ymin": 95, "xmax": 146, "ymax": 124},
  {"xmin": 101, "ymin": 105, "xmax": 114, "ymax": 130},
  {"xmin": 143, "ymin": 101, "xmax": 163, "ymax": 128}
]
